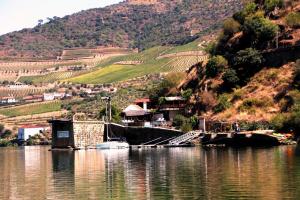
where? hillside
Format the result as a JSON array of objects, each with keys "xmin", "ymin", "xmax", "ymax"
[
  {"xmin": 19, "ymin": 38, "xmax": 209, "ymax": 84},
  {"xmin": 171, "ymin": 0, "xmax": 300, "ymax": 130},
  {"xmin": 0, "ymin": 0, "xmax": 247, "ymax": 59}
]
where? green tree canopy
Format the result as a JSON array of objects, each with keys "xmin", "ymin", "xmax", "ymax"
[
  {"xmin": 206, "ymin": 55, "xmax": 228, "ymax": 78},
  {"xmin": 264, "ymin": 0, "xmax": 283, "ymax": 13},
  {"xmin": 223, "ymin": 18, "xmax": 241, "ymax": 36},
  {"xmin": 244, "ymin": 15, "xmax": 278, "ymax": 44}
]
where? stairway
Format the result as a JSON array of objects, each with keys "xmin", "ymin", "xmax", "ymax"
[{"xmin": 169, "ymin": 131, "xmax": 202, "ymax": 145}]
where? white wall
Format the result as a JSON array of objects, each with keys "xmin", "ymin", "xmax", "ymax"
[{"xmin": 18, "ymin": 127, "xmax": 45, "ymax": 140}]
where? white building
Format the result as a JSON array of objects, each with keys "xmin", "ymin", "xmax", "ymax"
[
  {"xmin": 18, "ymin": 126, "xmax": 48, "ymax": 141},
  {"xmin": 43, "ymin": 93, "xmax": 55, "ymax": 101},
  {"xmin": 8, "ymin": 82, "xmax": 29, "ymax": 89},
  {"xmin": 0, "ymin": 97, "xmax": 17, "ymax": 104},
  {"xmin": 43, "ymin": 92, "xmax": 65, "ymax": 101}
]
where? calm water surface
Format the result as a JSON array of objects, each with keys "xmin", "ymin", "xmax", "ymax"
[{"xmin": 1, "ymin": 146, "xmax": 300, "ymax": 200}]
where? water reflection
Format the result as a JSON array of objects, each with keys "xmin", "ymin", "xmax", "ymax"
[{"xmin": 1, "ymin": 146, "xmax": 300, "ymax": 199}]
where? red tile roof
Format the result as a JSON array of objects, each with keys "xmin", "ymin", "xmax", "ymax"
[{"xmin": 134, "ymin": 98, "xmax": 150, "ymax": 103}]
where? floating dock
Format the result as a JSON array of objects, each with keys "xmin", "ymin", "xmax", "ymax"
[{"xmin": 200, "ymin": 131, "xmax": 293, "ymax": 147}]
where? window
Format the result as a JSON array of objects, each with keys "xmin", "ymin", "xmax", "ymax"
[{"xmin": 57, "ymin": 131, "xmax": 69, "ymax": 138}]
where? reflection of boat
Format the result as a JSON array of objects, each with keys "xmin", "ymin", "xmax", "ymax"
[{"xmin": 96, "ymin": 138, "xmax": 129, "ymax": 149}]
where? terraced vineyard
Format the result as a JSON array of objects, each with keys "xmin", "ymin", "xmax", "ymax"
[
  {"xmin": 19, "ymin": 71, "xmax": 87, "ymax": 84},
  {"xmin": 165, "ymin": 56, "xmax": 207, "ymax": 72},
  {"xmin": 65, "ymin": 43, "xmax": 209, "ymax": 84},
  {"xmin": 0, "ymin": 87, "xmax": 47, "ymax": 98},
  {"xmin": 0, "ymin": 101, "xmax": 62, "ymax": 117}
]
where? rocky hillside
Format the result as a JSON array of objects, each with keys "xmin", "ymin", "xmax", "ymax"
[
  {"xmin": 174, "ymin": 0, "xmax": 300, "ymax": 129},
  {"xmin": 0, "ymin": 0, "xmax": 247, "ymax": 59}
]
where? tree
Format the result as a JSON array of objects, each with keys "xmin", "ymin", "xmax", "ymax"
[
  {"xmin": 181, "ymin": 89, "xmax": 193, "ymax": 100},
  {"xmin": 233, "ymin": 48, "xmax": 263, "ymax": 72},
  {"xmin": 233, "ymin": 2, "xmax": 258, "ymax": 24},
  {"xmin": 223, "ymin": 18, "xmax": 241, "ymax": 36},
  {"xmin": 214, "ymin": 94, "xmax": 232, "ymax": 113},
  {"xmin": 99, "ymin": 105, "xmax": 121, "ymax": 123},
  {"xmin": 264, "ymin": 0, "xmax": 283, "ymax": 13},
  {"xmin": 244, "ymin": 15, "xmax": 278, "ymax": 45},
  {"xmin": 38, "ymin": 19, "xmax": 44, "ymax": 26},
  {"xmin": 222, "ymin": 69, "xmax": 240, "ymax": 89},
  {"xmin": 205, "ymin": 56, "xmax": 228, "ymax": 78},
  {"xmin": 285, "ymin": 12, "xmax": 300, "ymax": 28},
  {"xmin": 1, "ymin": 130, "xmax": 12, "ymax": 139}
]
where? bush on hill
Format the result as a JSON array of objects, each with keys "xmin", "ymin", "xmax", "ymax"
[
  {"xmin": 244, "ymin": 14, "xmax": 278, "ymax": 46},
  {"xmin": 223, "ymin": 18, "xmax": 241, "ymax": 36},
  {"xmin": 285, "ymin": 12, "xmax": 300, "ymax": 28},
  {"xmin": 233, "ymin": 2, "xmax": 257, "ymax": 24},
  {"xmin": 214, "ymin": 94, "xmax": 232, "ymax": 113},
  {"xmin": 263, "ymin": 0, "xmax": 283, "ymax": 13},
  {"xmin": 233, "ymin": 48, "xmax": 263, "ymax": 82},
  {"xmin": 205, "ymin": 55, "xmax": 228, "ymax": 78},
  {"xmin": 222, "ymin": 69, "xmax": 240, "ymax": 89}
]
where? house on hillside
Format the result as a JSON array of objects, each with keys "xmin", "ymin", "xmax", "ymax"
[
  {"xmin": 43, "ymin": 92, "xmax": 66, "ymax": 101},
  {"xmin": 121, "ymin": 104, "xmax": 151, "ymax": 127},
  {"xmin": 158, "ymin": 96, "xmax": 186, "ymax": 121},
  {"xmin": 8, "ymin": 82, "xmax": 29, "ymax": 89},
  {"xmin": 0, "ymin": 96, "xmax": 17, "ymax": 104},
  {"xmin": 18, "ymin": 125, "xmax": 49, "ymax": 141},
  {"xmin": 23, "ymin": 95, "xmax": 43, "ymax": 103},
  {"xmin": 134, "ymin": 98, "xmax": 152, "ymax": 111}
]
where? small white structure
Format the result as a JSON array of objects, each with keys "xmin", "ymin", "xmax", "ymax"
[
  {"xmin": 0, "ymin": 97, "xmax": 17, "ymax": 104},
  {"xmin": 8, "ymin": 82, "xmax": 29, "ymax": 89},
  {"xmin": 18, "ymin": 125, "xmax": 48, "ymax": 141},
  {"xmin": 43, "ymin": 93, "xmax": 55, "ymax": 101},
  {"xmin": 43, "ymin": 92, "xmax": 65, "ymax": 101}
]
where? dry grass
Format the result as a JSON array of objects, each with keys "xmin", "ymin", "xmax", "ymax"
[{"xmin": 212, "ymin": 63, "xmax": 295, "ymax": 122}]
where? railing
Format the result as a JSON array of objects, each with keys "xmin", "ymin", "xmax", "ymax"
[{"xmin": 169, "ymin": 131, "xmax": 201, "ymax": 145}]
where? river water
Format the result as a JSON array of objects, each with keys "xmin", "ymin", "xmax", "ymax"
[{"xmin": 0, "ymin": 146, "xmax": 300, "ymax": 200}]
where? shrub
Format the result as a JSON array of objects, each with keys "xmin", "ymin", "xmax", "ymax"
[
  {"xmin": 1, "ymin": 130, "xmax": 12, "ymax": 139},
  {"xmin": 231, "ymin": 89, "xmax": 245, "ymax": 102},
  {"xmin": 264, "ymin": 0, "xmax": 283, "ymax": 13},
  {"xmin": 173, "ymin": 114, "xmax": 195, "ymax": 132},
  {"xmin": 244, "ymin": 2, "xmax": 258, "ymax": 16},
  {"xmin": 205, "ymin": 56, "xmax": 228, "ymax": 78},
  {"xmin": 244, "ymin": 15, "xmax": 278, "ymax": 44},
  {"xmin": 150, "ymin": 72, "xmax": 185, "ymax": 99},
  {"xmin": 181, "ymin": 122, "xmax": 193, "ymax": 133},
  {"xmin": 173, "ymin": 114, "xmax": 187, "ymax": 129},
  {"xmin": 286, "ymin": 12, "xmax": 300, "ymax": 28},
  {"xmin": 214, "ymin": 94, "xmax": 232, "ymax": 113},
  {"xmin": 223, "ymin": 18, "xmax": 241, "ymax": 36},
  {"xmin": 181, "ymin": 89, "xmax": 193, "ymax": 100},
  {"xmin": 271, "ymin": 113, "xmax": 288, "ymax": 131},
  {"xmin": 239, "ymin": 97, "xmax": 272, "ymax": 112},
  {"xmin": 204, "ymin": 42, "xmax": 217, "ymax": 55},
  {"xmin": 233, "ymin": 48, "xmax": 263, "ymax": 75},
  {"xmin": 99, "ymin": 104, "xmax": 121, "ymax": 123},
  {"xmin": 0, "ymin": 139, "xmax": 12, "ymax": 147},
  {"xmin": 222, "ymin": 69, "xmax": 240, "ymax": 89}
]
